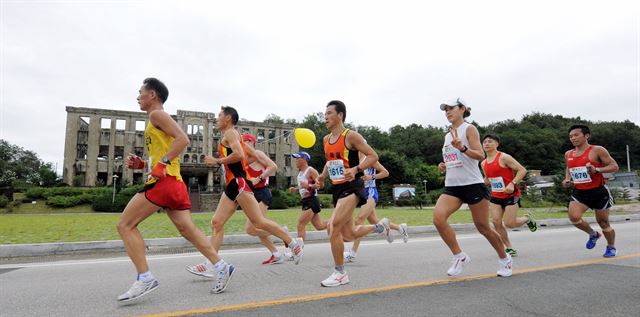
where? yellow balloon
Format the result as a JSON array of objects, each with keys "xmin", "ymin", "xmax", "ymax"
[{"xmin": 294, "ymin": 128, "xmax": 316, "ymax": 148}]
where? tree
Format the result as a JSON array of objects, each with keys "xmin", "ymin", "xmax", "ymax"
[
  {"xmin": 263, "ymin": 113, "xmax": 285, "ymax": 124},
  {"xmin": 0, "ymin": 139, "xmax": 60, "ymax": 188}
]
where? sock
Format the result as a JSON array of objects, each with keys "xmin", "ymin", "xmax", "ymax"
[
  {"xmin": 137, "ymin": 271, "xmax": 154, "ymax": 282},
  {"xmin": 335, "ymin": 265, "xmax": 345, "ymax": 274},
  {"xmin": 214, "ymin": 259, "xmax": 226, "ymax": 271},
  {"xmin": 273, "ymin": 251, "xmax": 281, "ymax": 257},
  {"xmin": 373, "ymin": 224, "xmax": 384, "ymax": 234},
  {"xmin": 500, "ymin": 256, "xmax": 511, "ymax": 263},
  {"xmin": 453, "ymin": 252, "xmax": 465, "ymax": 258},
  {"xmin": 590, "ymin": 231, "xmax": 599, "ymax": 238}
]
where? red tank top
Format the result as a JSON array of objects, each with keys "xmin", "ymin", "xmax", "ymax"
[
  {"xmin": 246, "ymin": 165, "xmax": 268, "ymax": 189},
  {"xmin": 218, "ymin": 135, "xmax": 247, "ymax": 186},
  {"xmin": 323, "ymin": 129, "xmax": 361, "ymax": 185},
  {"xmin": 566, "ymin": 145, "xmax": 604, "ymax": 190},
  {"xmin": 482, "ymin": 152, "xmax": 519, "ymax": 199}
]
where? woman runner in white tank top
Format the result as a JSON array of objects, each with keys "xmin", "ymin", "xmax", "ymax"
[{"xmin": 434, "ymin": 98, "xmax": 513, "ymax": 278}]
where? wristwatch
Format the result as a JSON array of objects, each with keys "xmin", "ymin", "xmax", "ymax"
[
  {"xmin": 161, "ymin": 155, "xmax": 171, "ymax": 165},
  {"xmin": 461, "ymin": 145, "xmax": 468, "ymax": 153},
  {"xmin": 594, "ymin": 168, "xmax": 601, "ymax": 174}
]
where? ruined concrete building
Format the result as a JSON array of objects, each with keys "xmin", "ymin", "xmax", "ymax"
[{"xmin": 63, "ymin": 107, "xmax": 300, "ymax": 211}]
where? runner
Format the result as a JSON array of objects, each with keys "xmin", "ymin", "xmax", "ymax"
[
  {"xmin": 563, "ymin": 124, "xmax": 619, "ymax": 257},
  {"xmin": 116, "ymin": 78, "xmax": 233, "ymax": 302},
  {"xmin": 481, "ymin": 134, "xmax": 536, "ymax": 257},
  {"xmin": 434, "ymin": 98, "xmax": 512, "ymax": 277},
  {"xmin": 240, "ymin": 133, "xmax": 285, "ymax": 265},
  {"xmin": 344, "ymin": 157, "xmax": 408, "ymax": 262},
  {"xmin": 186, "ymin": 106, "xmax": 303, "ymax": 278},
  {"xmin": 288, "ymin": 151, "xmax": 328, "ymax": 244},
  {"xmin": 315, "ymin": 100, "xmax": 393, "ymax": 287}
]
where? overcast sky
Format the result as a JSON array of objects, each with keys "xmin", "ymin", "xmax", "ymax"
[{"xmin": 1, "ymin": 0, "xmax": 639, "ymax": 173}]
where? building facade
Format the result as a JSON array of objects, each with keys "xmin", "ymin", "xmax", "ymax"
[{"xmin": 63, "ymin": 107, "xmax": 300, "ymax": 195}]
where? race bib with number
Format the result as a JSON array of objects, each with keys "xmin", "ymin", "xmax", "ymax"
[
  {"xmin": 489, "ymin": 177, "xmax": 505, "ymax": 193},
  {"xmin": 442, "ymin": 145, "xmax": 463, "ymax": 168},
  {"xmin": 327, "ymin": 160, "xmax": 346, "ymax": 181},
  {"xmin": 569, "ymin": 166, "xmax": 592, "ymax": 184}
]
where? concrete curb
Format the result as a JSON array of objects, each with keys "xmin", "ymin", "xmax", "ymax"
[{"xmin": 2, "ymin": 214, "xmax": 639, "ymax": 258}]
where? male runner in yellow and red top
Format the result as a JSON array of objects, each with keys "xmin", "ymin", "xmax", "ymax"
[
  {"xmin": 315, "ymin": 100, "xmax": 392, "ymax": 287},
  {"xmin": 563, "ymin": 124, "xmax": 619, "ymax": 257},
  {"xmin": 481, "ymin": 134, "xmax": 536, "ymax": 258},
  {"xmin": 117, "ymin": 78, "xmax": 232, "ymax": 302},
  {"xmin": 186, "ymin": 106, "xmax": 303, "ymax": 278}
]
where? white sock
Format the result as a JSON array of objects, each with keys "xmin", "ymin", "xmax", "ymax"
[
  {"xmin": 453, "ymin": 252, "xmax": 466, "ymax": 258},
  {"xmin": 214, "ymin": 259, "xmax": 226, "ymax": 271},
  {"xmin": 500, "ymin": 255, "xmax": 511, "ymax": 263},
  {"xmin": 273, "ymin": 251, "xmax": 281, "ymax": 257},
  {"xmin": 137, "ymin": 271, "xmax": 154, "ymax": 282}
]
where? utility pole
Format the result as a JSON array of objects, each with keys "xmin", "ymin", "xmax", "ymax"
[{"xmin": 627, "ymin": 145, "xmax": 631, "ymax": 172}]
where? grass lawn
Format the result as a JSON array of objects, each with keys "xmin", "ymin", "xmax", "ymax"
[{"xmin": 0, "ymin": 206, "xmax": 588, "ymax": 245}]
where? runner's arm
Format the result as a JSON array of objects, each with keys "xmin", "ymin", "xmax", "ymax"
[
  {"xmin": 502, "ymin": 154, "xmax": 527, "ymax": 185},
  {"xmin": 254, "ymin": 150, "xmax": 278, "ymax": 178},
  {"xmin": 371, "ymin": 161, "xmax": 389, "ymax": 180},
  {"xmin": 221, "ymin": 130, "xmax": 245, "ymax": 164},
  {"xmin": 594, "ymin": 146, "xmax": 619, "ymax": 174},
  {"xmin": 464, "ymin": 125, "xmax": 486, "ymax": 161}
]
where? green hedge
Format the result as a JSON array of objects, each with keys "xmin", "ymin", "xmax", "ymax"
[
  {"xmin": 0, "ymin": 195, "xmax": 8, "ymax": 208},
  {"xmin": 26, "ymin": 187, "xmax": 111, "ymax": 200}
]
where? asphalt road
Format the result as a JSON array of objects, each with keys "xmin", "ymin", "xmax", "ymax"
[{"xmin": 1, "ymin": 222, "xmax": 639, "ymax": 317}]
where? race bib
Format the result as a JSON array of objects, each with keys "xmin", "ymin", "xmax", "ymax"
[
  {"xmin": 569, "ymin": 166, "xmax": 592, "ymax": 184},
  {"xmin": 442, "ymin": 145, "xmax": 463, "ymax": 169},
  {"xmin": 327, "ymin": 160, "xmax": 346, "ymax": 181},
  {"xmin": 489, "ymin": 177, "xmax": 505, "ymax": 193}
]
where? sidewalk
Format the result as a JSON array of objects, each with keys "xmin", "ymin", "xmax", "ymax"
[{"xmin": 2, "ymin": 214, "xmax": 639, "ymax": 258}]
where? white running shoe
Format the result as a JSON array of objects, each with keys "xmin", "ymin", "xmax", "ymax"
[
  {"xmin": 289, "ymin": 238, "xmax": 304, "ymax": 265},
  {"xmin": 447, "ymin": 253, "xmax": 470, "ymax": 276},
  {"xmin": 186, "ymin": 262, "xmax": 215, "ymax": 278},
  {"xmin": 399, "ymin": 223, "xmax": 409, "ymax": 243},
  {"xmin": 117, "ymin": 278, "xmax": 159, "ymax": 302},
  {"xmin": 497, "ymin": 255, "xmax": 513, "ymax": 277},
  {"xmin": 379, "ymin": 218, "xmax": 394, "ymax": 243},
  {"xmin": 284, "ymin": 248, "xmax": 294, "ymax": 261},
  {"xmin": 343, "ymin": 251, "xmax": 357, "ymax": 262},
  {"xmin": 212, "ymin": 263, "xmax": 235, "ymax": 294},
  {"xmin": 321, "ymin": 270, "xmax": 350, "ymax": 287}
]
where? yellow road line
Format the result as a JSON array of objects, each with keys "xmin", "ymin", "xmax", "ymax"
[{"xmin": 139, "ymin": 253, "xmax": 640, "ymax": 317}]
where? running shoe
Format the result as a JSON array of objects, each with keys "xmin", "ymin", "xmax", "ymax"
[
  {"xmin": 379, "ymin": 218, "xmax": 394, "ymax": 243},
  {"xmin": 399, "ymin": 223, "xmax": 409, "ymax": 243},
  {"xmin": 505, "ymin": 248, "xmax": 518, "ymax": 257},
  {"xmin": 586, "ymin": 231, "xmax": 601, "ymax": 249},
  {"xmin": 320, "ymin": 270, "xmax": 350, "ymax": 287},
  {"xmin": 211, "ymin": 263, "xmax": 235, "ymax": 294},
  {"xmin": 525, "ymin": 213, "xmax": 537, "ymax": 232},
  {"xmin": 603, "ymin": 246, "xmax": 617, "ymax": 258},
  {"xmin": 283, "ymin": 248, "xmax": 294, "ymax": 261},
  {"xmin": 117, "ymin": 278, "xmax": 159, "ymax": 302},
  {"xmin": 497, "ymin": 255, "xmax": 513, "ymax": 277},
  {"xmin": 290, "ymin": 238, "xmax": 304, "ymax": 265},
  {"xmin": 186, "ymin": 262, "xmax": 215, "ymax": 278},
  {"xmin": 447, "ymin": 253, "xmax": 470, "ymax": 276},
  {"xmin": 343, "ymin": 251, "xmax": 357, "ymax": 263},
  {"xmin": 262, "ymin": 254, "xmax": 284, "ymax": 265}
]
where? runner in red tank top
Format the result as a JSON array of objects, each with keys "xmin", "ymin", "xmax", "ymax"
[
  {"xmin": 562, "ymin": 124, "xmax": 619, "ymax": 257},
  {"xmin": 186, "ymin": 107, "xmax": 304, "ymax": 280},
  {"xmin": 240, "ymin": 133, "xmax": 289, "ymax": 265},
  {"xmin": 481, "ymin": 134, "xmax": 537, "ymax": 258}
]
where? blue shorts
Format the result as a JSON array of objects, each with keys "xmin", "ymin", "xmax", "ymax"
[{"xmin": 365, "ymin": 187, "xmax": 379, "ymax": 203}]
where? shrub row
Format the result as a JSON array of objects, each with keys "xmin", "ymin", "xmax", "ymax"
[{"xmin": 26, "ymin": 187, "xmax": 111, "ymax": 200}]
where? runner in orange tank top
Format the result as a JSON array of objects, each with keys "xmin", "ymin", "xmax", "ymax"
[
  {"xmin": 186, "ymin": 106, "xmax": 304, "ymax": 280},
  {"xmin": 481, "ymin": 134, "xmax": 537, "ymax": 258},
  {"xmin": 563, "ymin": 124, "xmax": 619, "ymax": 257},
  {"xmin": 314, "ymin": 100, "xmax": 392, "ymax": 287}
]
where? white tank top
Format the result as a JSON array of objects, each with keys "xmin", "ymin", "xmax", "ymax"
[
  {"xmin": 297, "ymin": 167, "xmax": 316, "ymax": 198},
  {"xmin": 442, "ymin": 122, "xmax": 484, "ymax": 186}
]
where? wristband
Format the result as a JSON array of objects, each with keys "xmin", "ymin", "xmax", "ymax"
[
  {"xmin": 161, "ymin": 155, "xmax": 171, "ymax": 165},
  {"xmin": 460, "ymin": 145, "xmax": 468, "ymax": 153}
]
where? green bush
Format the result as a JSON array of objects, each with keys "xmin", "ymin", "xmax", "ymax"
[
  {"xmin": 270, "ymin": 195, "xmax": 288, "ymax": 209},
  {"xmin": 92, "ymin": 189, "xmax": 137, "ymax": 213},
  {"xmin": 47, "ymin": 195, "xmax": 83, "ymax": 208},
  {"xmin": 26, "ymin": 187, "xmax": 47, "ymax": 199},
  {"xmin": 118, "ymin": 184, "xmax": 144, "ymax": 197},
  {"xmin": 318, "ymin": 194, "xmax": 333, "ymax": 209},
  {"xmin": 72, "ymin": 175, "xmax": 84, "ymax": 187},
  {"xmin": 0, "ymin": 195, "xmax": 8, "ymax": 208},
  {"xmin": 425, "ymin": 188, "xmax": 444, "ymax": 205}
]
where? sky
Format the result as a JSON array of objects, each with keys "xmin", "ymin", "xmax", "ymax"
[{"xmin": 1, "ymin": 0, "xmax": 639, "ymax": 174}]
